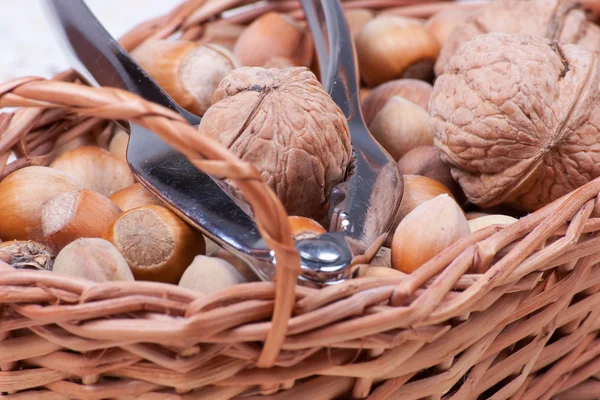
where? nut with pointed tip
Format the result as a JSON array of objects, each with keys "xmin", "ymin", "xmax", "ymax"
[
  {"xmin": 52, "ymin": 238, "xmax": 134, "ymax": 282},
  {"xmin": 108, "ymin": 128, "xmax": 129, "ymax": 163},
  {"xmin": 385, "ymin": 175, "xmax": 455, "ymax": 247},
  {"xmin": 212, "ymin": 247, "xmax": 258, "ymax": 282},
  {"xmin": 199, "ymin": 21, "xmax": 246, "ymax": 51},
  {"xmin": 109, "ymin": 183, "xmax": 162, "ymax": 212},
  {"xmin": 179, "ymin": 255, "xmax": 247, "ymax": 294},
  {"xmin": 54, "ymin": 133, "xmax": 97, "ymax": 158},
  {"xmin": 288, "ymin": 216, "xmax": 326, "ymax": 240},
  {"xmin": 425, "ymin": 8, "xmax": 473, "ymax": 48},
  {"xmin": 397, "ymin": 146, "xmax": 464, "ymax": 202},
  {"xmin": 263, "ymin": 56, "xmax": 298, "ymax": 69},
  {"xmin": 233, "ymin": 12, "xmax": 313, "ymax": 68},
  {"xmin": 132, "ymin": 40, "xmax": 240, "ymax": 116},
  {"xmin": 368, "ymin": 96, "xmax": 435, "ymax": 161},
  {"xmin": 468, "ymin": 215, "xmax": 518, "ymax": 233},
  {"xmin": 42, "ymin": 189, "xmax": 122, "ymax": 251},
  {"xmin": 0, "ymin": 166, "xmax": 81, "ymax": 242},
  {"xmin": 103, "ymin": 205, "xmax": 205, "ymax": 284},
  {"xmin": 392, "ymin": 194, "xmax": 470, "ymax": 273},
  {"xmin": 345, "ymin": 8, "xmax": 374, "ymax": 39},
  {"xmin": 0, "ymin": 241, "xmax": 54, "ymax": 271},
  {"xmin": 362, "ymin": 79, "xmax": 433, "ymax": 124},
  {"xmin": 356, "ymin": 15, "xmax": 440, "ymax": 87},
  {"xmin": 50, "ymin": 146, "xmax": 135, "ymax": 198}
]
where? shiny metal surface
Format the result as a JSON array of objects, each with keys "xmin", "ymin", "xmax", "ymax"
[
  {"xmin": 44, "ymin": 0, "xmax": 276, "ymax": 281},
  {"xmin": 45, "ymin": 0, "xmax": 403, "ymax": 285},
  {"xmin": 301, "ymin": 0, "xmax": 404, "ymax": 266}
]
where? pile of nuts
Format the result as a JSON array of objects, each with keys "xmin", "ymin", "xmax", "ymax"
[{"xmin": 2, "ymin": 0, "xmax": 599, "ymax": 288}]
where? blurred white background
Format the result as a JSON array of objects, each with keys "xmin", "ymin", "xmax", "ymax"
[{"xmin": 0, "ymin": 0, "xmax": 181, "ymax": 81}]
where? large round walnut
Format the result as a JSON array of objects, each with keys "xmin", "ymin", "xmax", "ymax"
[
  {"xmin": 430, "ymin": 33, "xmax": 600, "ymax": 212},
  {"xmin": 435, "ymin": 0, "xmax": 600, "ymax": 76},
  {"xmin": 198, "ymin": 67, "xmax": 352, "ymax": 219}
]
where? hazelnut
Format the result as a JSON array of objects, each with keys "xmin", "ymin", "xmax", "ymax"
[
  {"xmin": 108, "ymin": 128, "xmax": 128, "ymax": 163},
  {"xmin": 200, "ymin": 21, "xmax": 246, "ymax": 51},
  {"xmin": 368, "ymin": 96, "xmax": 434, "ymax": 161},
  {"xmin": 468, "ymin": 215, "xmax": 518, "ymax": 233},
  {"xmin": 397, "ymin": 146, "xmax": 463, "ymax": 202},
  {"xmin": 109, "ymin": 183, "xmax": 162, "ymax": 212},
  {"xmin": 41, "ymin": 189, "xmax": 122, "ymax": 251},
  {"xmin": 431, "ymin": 33, "xmax": 600, "ymax": 211},
  {"xmin": 425, "ymin": 8, "xmax": 473, "ymax": 47},
  {"xmin": 263, "ymin": 57, "xmax": 297, "ymax": 69},
  {"xmin": 103, "ymin": 205, "xmax": 205, "ymax": 284},
  {"xmin": 287, "ymin": 216, "xmax": 326, "ymax": 240},
  {"xmin": 392, "ymin": 194, "xmax": 470, "ymax": 274},
  {"xmin": 0, "ymin": 166, "xmax": 81, "ymax": 242},
  {"xmin": 212, "ymin": 247, "xmax": 258, "ymax": 282},
  {"xmin": 133, "ymin": 40, "xmax": 240, "ymax": 116},
  {"xmin": 355, "ymin": 15, "xmax": 440, "ymax": 87},
  {"xmin": 198, "ymin": 67, "xmax": 351, "ymax": 219},
  {"xmin": 178, "ymin": 255, "xmax": 247, "ymax": 294},
  {"xmin": 362, "ymin": 79, "xmax": 433, "ymax": 124},
  {"xmin": 52, "ymin": 238, "xmax": 134, "ymax": 282},
  {"xmin": 345, "ymin": 8, "xmax": 375, "ymax": 39},
  {"xmin": 50, "ymin": 146, "xmax": 135, "ymax": 198},
  {"xmin": 385, "ymin": 175, "xmax": 454, "ymax": 247},
  {"xmin": 233, "ymin": 12, "xmax": 313, "ymax": 68}
]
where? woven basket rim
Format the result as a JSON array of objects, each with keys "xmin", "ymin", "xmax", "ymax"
[{"xmin": 3, "ymin": 0, "xmax": 600, "ymax": 399}]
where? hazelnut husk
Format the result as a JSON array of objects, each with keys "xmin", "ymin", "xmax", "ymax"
[
  {"xmin": 0, "ymin": 241, "xmax": 54, "ymax": 271},
  {"xmin": 355, "ymin": 15, "xmax": 440, "ymax": 86}
]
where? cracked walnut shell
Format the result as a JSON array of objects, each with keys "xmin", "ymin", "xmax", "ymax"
[
  {"xmin": 430, "ymin": 33, "xmax": 600, "ymax": 212},
  {"xmin": 198, "ymin": 67, "xmax": 352, "ymax": 219},
  {"xmin": 435, "ymin": 0, "xmax": 600, "ymax": 76}
]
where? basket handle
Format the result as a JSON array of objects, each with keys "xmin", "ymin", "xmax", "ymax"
[{"xmin": 0, "ymin": 76, "xmax": 299, "ymax": 368}]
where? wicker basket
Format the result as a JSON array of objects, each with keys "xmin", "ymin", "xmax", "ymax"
[{"xmin": 3, "ymin": 0, "xmax": 600, "ymax": 399}]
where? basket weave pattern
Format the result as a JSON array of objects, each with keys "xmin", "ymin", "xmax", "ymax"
[{"xmin": 2, "ymin": 1, "xmax": 600, "ymax": 399}]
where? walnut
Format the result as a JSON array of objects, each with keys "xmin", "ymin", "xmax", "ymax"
[
  {"xmin": 430, "ymin": 33, "xmax": 600, "ymax": 212},
  {"xmin": 435, "ymin": 0, "xmax": 600, "ymax": 76},
  {"xmin": 198, "ymin": 67, "xmax": 352, "ymax": 219}
]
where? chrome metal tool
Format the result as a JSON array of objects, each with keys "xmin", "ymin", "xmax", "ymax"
[{"xmin": 45, "ymin": 0, "xmax": 403, "ymax": 286}]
